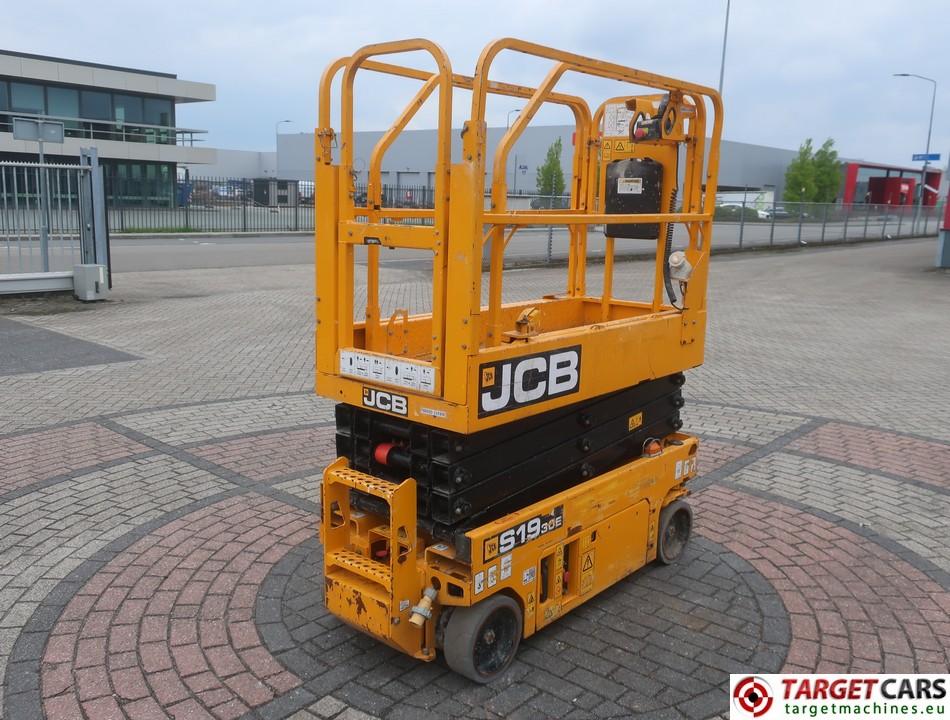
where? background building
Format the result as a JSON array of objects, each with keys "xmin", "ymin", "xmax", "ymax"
[
  {"xmin": 841, "ymin": 160, "xmax": 942, "ymax": 206},
  {"xmin": 271, "ymin": 126, "xmax": 800, "ymax": 199},
  {"xmin": 183, "ymin": 148, "xmax": 276, "ymax": 179},
  {"xmin": 0, "ymin": 49, "xmax": 215, "ymax": 205},
  {"xmin": 261, "ymin": 126, "xmax": 942, "ymax": 207}
]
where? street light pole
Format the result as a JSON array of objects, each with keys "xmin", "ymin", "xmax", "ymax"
[
  {"xmin": 718, "ymin": 0, "xmax": 731, "ymax": 96},
  {"xmin": 275, "ymin": 119, "xmax": 292, "ymax": 178},
  {"xmin": 506, "ymin": 108, "xmax": 521, "ymax": 193},
  {"xmin": 893, "ymin": 73, "xmax": 937, "ymax": 233}
]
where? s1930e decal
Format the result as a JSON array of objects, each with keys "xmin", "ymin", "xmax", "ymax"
[
  {"xmin": 483, "ymin": 505, "xmax": 564, "ymax": 561},
  {"xmin": 478, "ymin": 346, "xmax": 581, "ymax": 417}
]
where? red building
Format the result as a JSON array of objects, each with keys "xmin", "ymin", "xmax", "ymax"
[{"xmin": 841, "ymin": 161, "xmax": 942, "ymax": 206}]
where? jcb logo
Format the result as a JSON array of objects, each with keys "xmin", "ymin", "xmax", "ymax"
[
  {"xmin": 478, "ymin": 346, "xmax": 581, "ymax": 417},
  {"xmin": 362, "ymin": 387, "xmax": 408, "ymax": 416}
]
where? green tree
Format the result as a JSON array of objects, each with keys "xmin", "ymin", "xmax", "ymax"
[
  {"xmin": 536, "ymin": 137, "xmax": 566, "ymax": 198},
  {"xmin": 783, "ymin": 138, "xmax": 816, "ymax": 203},
  {"xmin": 812, "ymin": 138, "xmax": 842, "ymax": 203},
  {"xmin": 783, "ymin": 137, "xmax": 843, "ymax": 203}
]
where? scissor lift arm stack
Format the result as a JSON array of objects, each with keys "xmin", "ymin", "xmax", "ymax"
[{"xmin": 315, "ymin": 38, "xmax": 722, "ymax": 682}]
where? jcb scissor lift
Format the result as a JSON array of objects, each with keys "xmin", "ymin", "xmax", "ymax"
[{"xmin": 316, "ymin": 38, "xmax": 722, "ymax": 682}]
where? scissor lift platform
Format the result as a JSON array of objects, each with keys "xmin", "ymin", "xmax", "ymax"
[{"xmin": 315, "ymin": 37, "xmax": 722, "ymax": 681}]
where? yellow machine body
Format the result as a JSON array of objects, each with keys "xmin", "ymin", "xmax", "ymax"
[
  {"xmin": 314, "ymin": 38, "xmax": 722, "ymax": 671},
  {"xmin": 321, "ymin": 435, "xmax": 698, "ymax": 659}
]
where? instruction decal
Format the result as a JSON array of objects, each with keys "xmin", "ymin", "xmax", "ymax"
[
  {"xmin": 340, "ymin": 350, "xmax": 436, "ymax": 394},
  {"xmin": 617, "ymin": 177, "xmax": 643, "ymax": 195},
  {"xmin": 603, "ymin": 103, "xmax": 635, "ymax": 137},
  {"xmin": 501, "ymin": 554, "xmax": 512, "ymax": 581}
]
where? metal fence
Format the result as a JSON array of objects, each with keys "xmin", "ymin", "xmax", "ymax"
[
  {"xmin": 0, "ymin": 151, "xmax": 110, "ymax": 295},
  {"xmin": 105, "ymin": 179, "xmax": 540, "ymax": 233},
  {"xmin": 0, "ymin": 161, "xmax": 85, "ymax": 274},
  {"xmin": 107, "ymin": 175, "xmax": 315, "ymax": 233},
  {"xmin": 715, "ymin": 200, "xmax": 945, "ymax": 249},
  {"xmin": 103, "ymin": 174, "xmax": 945, "ymax": 251}
]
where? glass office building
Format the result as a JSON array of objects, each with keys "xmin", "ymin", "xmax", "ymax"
[{"xmin": 0, "ymin": 50, "xmax": 215, "ymax": 205}]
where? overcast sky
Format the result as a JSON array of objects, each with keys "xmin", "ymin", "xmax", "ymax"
[{"xmin": 3, "ymin": 0, "xmax": 948, "ymax": 169}]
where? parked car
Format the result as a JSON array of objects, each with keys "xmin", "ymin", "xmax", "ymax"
[
  {"xmin": 762, "ymin": 206, "xmax": 790, "ymax": 219},
  {"xmin": 529, "ymin": 196, "xmax": 571, "ymax": 209},
  {"xmin": 714, "ymin": 204, "xmax": 760, "ymax": 222}
]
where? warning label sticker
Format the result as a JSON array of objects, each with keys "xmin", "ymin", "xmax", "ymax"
[
  {"xmin": 603, "ymin": 103, "xmax": 634, "ymax": 137},
  {"xmin": 617, "ymin": 177, "xmax": 643, "ymax": 195},
  {"xmin": 580, "ymin": 549, "xmax": 595, "ymax": 594}
]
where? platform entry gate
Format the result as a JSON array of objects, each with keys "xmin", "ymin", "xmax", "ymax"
[{"xmin": 0, "ymin": 148, "xmax": 110, "ymax": 295}]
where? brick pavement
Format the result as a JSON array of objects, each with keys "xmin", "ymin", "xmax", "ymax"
[
  {"xmin": 728, "ymin": 453, "xmax": 950, "ymax": 573},
  {"xmin": 0, "ymin": 238, "xmax": 948, "ymax": 719},
  {"xmin": 0, "ymin": 423, "xmax": 150, "ymax": 496}
]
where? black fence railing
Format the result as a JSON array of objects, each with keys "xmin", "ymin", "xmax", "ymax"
[
  {"xmin": 103, "ymin": 174, "xmax": 946, "ymax": 244},
  {"xmin": 0, "ymin": 111, "xmax": 203, "ymax": 147}
]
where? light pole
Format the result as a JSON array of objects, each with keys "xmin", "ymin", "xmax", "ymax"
[
  {"xmin": 798, "ymin": 185, "xmax": 806, "ymax": 245},
  {"xmin": 893, "ymin": 73, "xmax": 937, "ymax": 233},
  {"xmin": 718, "ymin": 0, "xmax": 731, "ymax": 96},
  {"xmin": 275, "ymin": 119, "xmax": 292, "ymax": 178},
  {"xmin": 506, "ymin": 109, "xmax": 521, "ymax": 192}
]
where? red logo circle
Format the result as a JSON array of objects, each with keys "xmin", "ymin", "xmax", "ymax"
[{"xmin": 733, "ymin": 676, "xmax": 774, "ymax": 718}]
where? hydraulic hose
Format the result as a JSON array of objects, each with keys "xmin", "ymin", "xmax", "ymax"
[{"xmin": 663, "ymin": 188, "xmax": 679, "ymax": 306}]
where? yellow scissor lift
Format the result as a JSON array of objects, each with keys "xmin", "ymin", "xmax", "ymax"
[{"xmin": 316, "ymin": 38, "xmax": 722, "ymax": 682}]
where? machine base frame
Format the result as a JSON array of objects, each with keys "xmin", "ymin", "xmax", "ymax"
[{"xmin": 320, "ymin": 433, "xmax": 698, "ymax": 664}]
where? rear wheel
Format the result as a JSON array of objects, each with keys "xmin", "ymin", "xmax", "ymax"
[
  {"xmin": 442, "ymin": 594, "xmax": 522, "ymax": 683},
  {"xmin": 657, "ymin": 499, "xmax": 692, "ymax": 564}
]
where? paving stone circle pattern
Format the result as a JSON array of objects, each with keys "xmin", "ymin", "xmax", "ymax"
[{"xmin": 1, "ymin": 239, "xmax": 948, "ymax": 719}]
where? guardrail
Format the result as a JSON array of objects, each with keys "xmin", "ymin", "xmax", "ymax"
[
  {"xmin": 717, "ymin": 200, "xmax": 945, "ymax": 248},
  {"xmin": 0, "ymin": 110, "xmax": 206, "ymax": 147},
  {"xmin": 104, "ymin": 176, "xmax": 944, "ymax": 252}
]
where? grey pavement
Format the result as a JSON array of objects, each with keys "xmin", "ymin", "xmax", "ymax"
[
  {"xmin": 0, "ymin": 236, "xmax": 949, "ymax": 719},
  {"xmin": 0, "ymin": 217, "xmax": 936, "ymax": 274}
]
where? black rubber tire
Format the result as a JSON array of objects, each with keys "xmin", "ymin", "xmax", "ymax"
[
  {"xmin": 442, "ymin": 594, "xmax": 523, "ymax": 683},
  {"xmin": 657, "ymin": 499, "xmax": 692, "ymax": 565}
]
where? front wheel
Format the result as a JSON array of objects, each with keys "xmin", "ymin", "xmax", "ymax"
[
  {"xmin": 657, "ymin": 499, "xmax": 692, "ymax": 565},
  {"xmin": 442, "ymin": 594, "xmax": 523, "ymax": 683}
]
